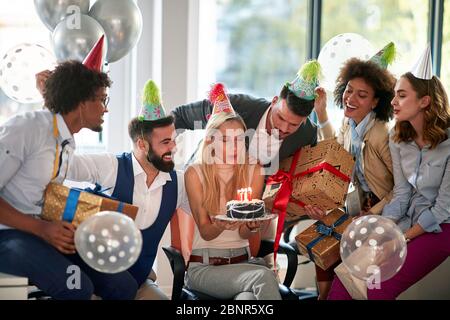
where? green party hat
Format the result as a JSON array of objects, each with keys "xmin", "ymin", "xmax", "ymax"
[
  {"xmin": 370, "ymin": 42, "xmax": 396, "ymax": 69},
  {"xmin": 138, "ymin": 79, "xmax": 167, "ymax": 121},
  {"xmin": 287, "ymin": 60, "xmax": 322, "ymax": 100}
]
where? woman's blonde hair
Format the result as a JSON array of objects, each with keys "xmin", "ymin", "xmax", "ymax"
[
  {"xmin": 197, "ymin": 112, "xmax": 251, "ymax": 214},
  {"xmin": 393, "ymin": 72, "xmax": 450, "ymax": 149}
]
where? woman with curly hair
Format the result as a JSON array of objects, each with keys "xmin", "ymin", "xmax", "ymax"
[
  {"xmin": 328, "ymin": 46, "xmax": 450, "ymax": 300},
  {"xmin": 305, "ymin": 43, "xmax": 397, "ymax": 299}
]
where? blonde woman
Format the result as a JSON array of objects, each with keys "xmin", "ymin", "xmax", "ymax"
[{"xmin": 184, "ymin": 84, "xmax": 281, "ymax": 300}]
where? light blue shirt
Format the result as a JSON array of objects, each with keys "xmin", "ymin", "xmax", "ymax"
[
  {"xmin": 349, "ymin": 112, "xmax": 374, "ymax": 193},
  {"xmin": 382, "ymin": 129, "xmax": 450, "ymax": 233},
  {"xmin": 0, "ymin": 110, "xmax": 75, "ymax": 230}
]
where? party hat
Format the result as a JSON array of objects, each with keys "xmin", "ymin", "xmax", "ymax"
[
  {"xmin": 138, "ymin": 80, "xmax": 167, "ymax": 121},
  {"xmin": 83, "ymin": 35, "xmax": 106, "ymax": 72},
  {"xmin": 287, "ymin": 60, "xmax": 321, "ymax": 100},
  {"xmin": 411, "ymin": 44, "xmax": 433, "ymax": 80},
  {"xmin": 370, "ymin": 42, "xmax": 396, "ymax": 69},
  {"xmin": 209, "ymin": 83, "xmax": 235, "ymax": 115}
]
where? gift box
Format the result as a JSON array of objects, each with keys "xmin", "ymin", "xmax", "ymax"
[
  {"xmin": 41, "ymin": 183, "xmax": 138, "ymax": 227},
  {"xmin": 295, "ymin": 208, "xmax": 351, "ymax": 270},
  {"xmin": 263, "ymin": 138, "xmax": 354, "ymax": 219}
]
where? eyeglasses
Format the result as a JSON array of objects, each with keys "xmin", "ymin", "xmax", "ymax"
[
  {"xmin": 101, "ymin": 96, "xmax": 110, "ymax": 107},
  {"xmin": 94, "ymin": 95, "xmax": 110, "ymax": 107}
]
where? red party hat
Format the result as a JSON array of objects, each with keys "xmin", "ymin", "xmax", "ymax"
[
  {"xmin": 208, "ymin": 83, "xmax": 235, "ymax": 115},
  {"xmin": 83, "ymin": 35, "xmax": 105, "ymax": 71}
]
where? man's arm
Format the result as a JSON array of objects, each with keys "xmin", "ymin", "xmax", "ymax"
[
  {"xmin": 67, "ymin": 153, "xmax": 118, "ymax": 189},
  {"xmin": 171, "ymin": 99, "xmax": 212, "ymax": 130},
  {"xmin": 0, "ymin": 197, "xmax": 76, "ymax": 254}
]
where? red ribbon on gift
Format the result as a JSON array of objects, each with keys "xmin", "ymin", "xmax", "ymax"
[{"xmin": 266, "ymin": 149, "xmax": 351, "ymax": 268}]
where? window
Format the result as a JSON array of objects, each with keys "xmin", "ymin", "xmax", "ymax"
[
  {"xmin": 198, "ymin": 0, "xmax": 308, "ymax": 100},
  {"xmin": 442, "ymin": 0, "xmax": 450, "ymax": 93},
  {"xmin": 321, "ymin": 0, "xmax": 429, "ymax": 128},
  {"xmin": 0, "ymin": 0, "xmax": 105, "ymax": 153}
]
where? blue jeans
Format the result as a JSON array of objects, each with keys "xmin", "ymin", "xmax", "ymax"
[{"xmin": 0, "ymin": 229, "xmax": 138, "ymax": 300}]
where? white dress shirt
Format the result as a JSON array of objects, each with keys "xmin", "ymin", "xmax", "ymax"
[
  {"xmin": 248, "ymin": 107, "xmax": 282, "ymax": 164},
  {"xmin": 0, "ymin": 110, "xmax": 75, "ymax": 230},
  {"xmin": 67, "ymin": 152, "xmax": 191, "ymax": 230}
]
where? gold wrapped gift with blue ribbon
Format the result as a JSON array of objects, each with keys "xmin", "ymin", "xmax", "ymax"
[
  {"xmin": 41, "ymin": 183, "xmax": 138, "ymax": 227},
  {"xmin": 295, "ymin": 208, "xmax": 351, "ymax": 270}
]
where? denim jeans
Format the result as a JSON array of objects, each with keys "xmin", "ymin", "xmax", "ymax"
[{"xmin": 0, "ymin": 229, "xmax": 138, "ymax": 300}]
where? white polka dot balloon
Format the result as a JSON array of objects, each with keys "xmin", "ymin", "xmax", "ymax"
[
  {"xmin": 0, "ymin": 43, "xmax": 56, "ymax": 104},
  {"xmin": 340, "ymin": 215, "xmax": 407, "ymax": 282},
  {"xmin": 75, "ymin": 211, "xmax": 142, "ymax": 274},
  {"xmin": 318, "ymin": 33, "xmax": 374, "ymax": 92}
]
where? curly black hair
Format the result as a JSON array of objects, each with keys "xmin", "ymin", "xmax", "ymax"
[
  {"xmin": 43, "ymin": 60, "xmax": 111, "ymax": 115},
  {"xmin": 279, "ymin": 85, "xmax": 315, "ymax": 117},
  {"xmin": 333, "ymin": 58, "xmax": 396, "ymax": 122},
  {"xmin": 128, "ymin": 115, "xmax": 175, "ymax": 143}
]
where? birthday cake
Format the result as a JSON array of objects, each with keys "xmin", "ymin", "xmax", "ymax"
[
  {"xmin": 226, "ymin": 188, "xmax": 265, "ymax": 219},
  {"xmin": 226, "ymin": 199, "xmax": 266, "ymax": 219}
]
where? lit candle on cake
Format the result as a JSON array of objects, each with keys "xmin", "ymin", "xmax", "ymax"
[
  {"xmin": 226, "ymin": 186, "xmax": 265, "ymax": 219},
  {"xmin": 237, "ymin": 189, "xmax": 242, "ymax": 201}
]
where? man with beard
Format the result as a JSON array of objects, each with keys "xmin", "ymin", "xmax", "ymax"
[
  {"xmin": 67, "ymin": 80, "xmax": 191, "ymax": 299},
  {"xmin": 0, "ymin": 60, "xmax": 139, "ymax": 300}
]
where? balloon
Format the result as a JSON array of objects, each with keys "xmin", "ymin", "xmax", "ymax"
[
  {"xmin": 52, "ymin": 14, "xmax": 107, "ymax": 63},
  {"xmin": 89, "ymin": 0, "xmax": 143, "ymax": 63},
  {"xmin": 340, "ymin": 215, "xmax": 407, "ymax": 283},
  {"xmin": 0, "ymin": 43, "xmax": 56, "ymax": 104},
  {"xmin": 75, "ymin": 211, "xmax": 143, "ymax": 274},
  {"xmin": 318, "ymin": 33, "xmax": 374, "ymax": 92},
  {"xmin": 34, "ymin": 0, "xmax": 90, "ymax": 31}
]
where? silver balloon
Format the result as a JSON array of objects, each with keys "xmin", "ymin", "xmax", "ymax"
[
  {"xmin": 89, "ymin": 0, "xmax": 143, "ymax": 63},
  {"xmin": 34, "ymin": 0, "xmax": 90, "ymax": 31},
  {"xmin": 52, "ymin": 13, "xmax": 107, "ymax": 63},
  {"xmin": 75, "ymin": 211, "xmax": 143, "ymax": 274}
]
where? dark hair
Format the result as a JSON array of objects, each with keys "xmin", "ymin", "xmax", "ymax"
[
  {"xmin": 128, "ymin": 115, "xmax": 175, "ymax": 143},
  {"xmin": 44, "ymin": 60, "xmax": 111, "ymax": 115},
  {"xmin": 334, "ymin": 58, "xmax": 396, "ymax": 122},
  {"xmin": 279, "ymin": 85, "xmax": 315, "ymax": 117},
  {"xmin": 393, "ymin": 72, "xmax": 450, "ymax": 149}
]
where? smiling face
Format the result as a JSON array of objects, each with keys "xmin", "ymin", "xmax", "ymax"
[
  {"xmin": 342, "ymin": 78, "xmax": 379, "ymax": 124},
  {"xmin": 144, "ymin": 124, "xmax": 176, "ymax": 172}
]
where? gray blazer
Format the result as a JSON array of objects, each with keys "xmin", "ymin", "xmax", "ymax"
[{"xmin": 172, "ymin": 93, "xmax": 318, "ymax": 161}]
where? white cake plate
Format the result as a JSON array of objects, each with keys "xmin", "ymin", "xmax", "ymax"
[{"xmin": 213, "ymin": 213, "xmax": 278, "ymax": 222}]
